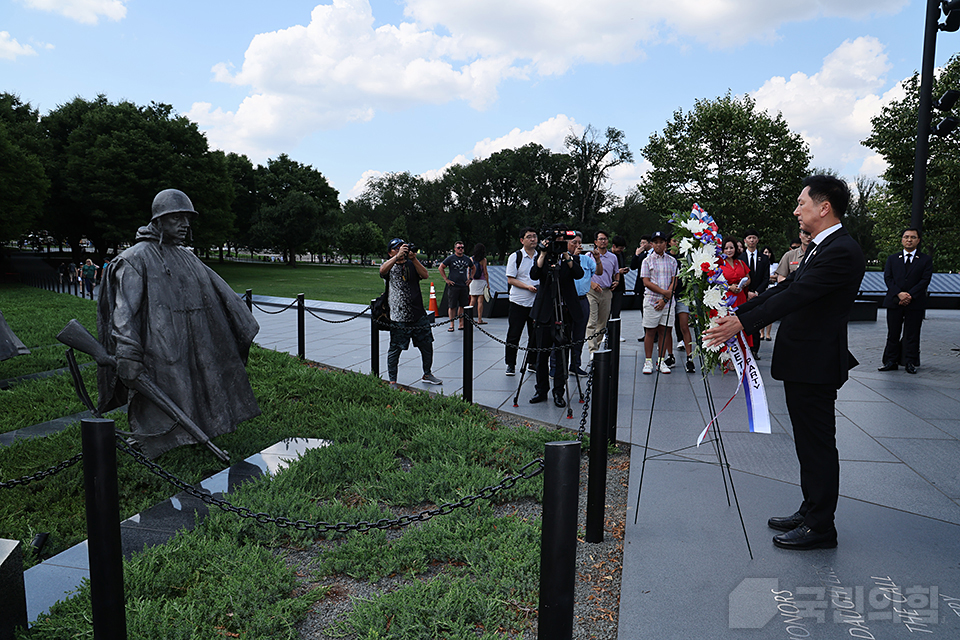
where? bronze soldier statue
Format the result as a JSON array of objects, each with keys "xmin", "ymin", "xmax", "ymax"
[{"xmin": 95, "ymin": 189, "xmax": 260, "ymax": 459}]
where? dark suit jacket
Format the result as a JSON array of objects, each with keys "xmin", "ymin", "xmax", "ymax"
[
  {"xmin": 742, "ymin": 250, "xmax": 771, "ymax": 295},
  {"xmin": 529, "ymin": 255, "xmax": 584, "ymax": 324},
  {"xmin": 737, "ymin": 227, "xmax": 865, "ymax": 388},
  {"xmin": 882, "ymin": 251, "xmax": 933, "ymax": 309},
  {"xmin": 630, "ymin": 250, "xmax": 649, "ymax": 293}
]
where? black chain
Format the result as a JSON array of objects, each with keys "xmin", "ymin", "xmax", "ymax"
[
  {"xmin": 306, "ymin": 305, "xmax": 372, "ymax": 323},
  {"xmin": 0, "ymin": 453, "xmax": 83, "ymax": 490},
  {"xmin": 250, "ymin": 299, "xmax": 298, "ymax": 315},
  {"xmin": 115, "ymin": 435, "xmax": 544, "ymax": 533},
  {"xmin": 372, "ymin": 312, "xmax": 466, "ymax": 331},
  {"xmin": 575, "ymin": 360, "xmax": 595, "ymax": 443},
  {"xmin": 469, "ymin": 317, "xmax": 606, "ymax": 355}
]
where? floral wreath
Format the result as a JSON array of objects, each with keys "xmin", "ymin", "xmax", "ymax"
[{"xmin": 669, "ymin": 203, "xmax": 737, "ymax": 373}]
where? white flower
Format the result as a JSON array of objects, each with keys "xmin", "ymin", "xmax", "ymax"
[
  {"xmin": 687, "ymin": 245, "xmax": 718, "ymax": 276},
  {"xmin": 681, "ymin": 218, "xmax": 708, "ymax": 235},
  {"xmin": 680, "ymin": 237, "xmax": 695, "ymax": 254},
  {"xmin": 702, "ymin": 287, "xmax": 725, "ymax": 311}
]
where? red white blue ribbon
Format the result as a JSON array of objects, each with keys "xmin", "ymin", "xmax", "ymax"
[{"xmin": 696, "ymin": 332, "xmax": 771, "ymax": 446}]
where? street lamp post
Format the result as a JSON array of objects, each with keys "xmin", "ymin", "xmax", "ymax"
[{"xmin": 911, "ymin": 0, "xmax": 960, "ymax": 234}]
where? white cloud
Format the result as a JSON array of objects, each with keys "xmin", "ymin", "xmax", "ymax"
[
  {"xmin": 347, "ymin": 114, "xmax": 648, "ymax": 200},
  {"xmin": 751, "ymin": 36, "xmax": 906, "ymax": 179},
  {"xmin": 196, "ymin": 0, "xmax": 910, "ymax": 159},
  {"xmin": 0, "ymin": 32, "xmax": 37, "ymax": 60},
  {"xmin": 19, "ymin": 0, "xmax": 127, "ymax": 25}
]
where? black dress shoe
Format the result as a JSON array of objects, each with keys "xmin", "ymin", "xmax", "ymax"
[
  {"xmin": 878, "ymin": 362, "xmax": 898, "ymax": 371},
  {"xmin": 529, "ymin": 394, "xmax": 547, "ymax": 404},
  {"xmin": 553, "ymin": 396, "xmax": 566, "ymax": 408},
  {"xmin": 767, "ymin": 511, "xmax": 805, "ymax": 532},
  {"xmin": 773, "ymin": 524, "xmax": 837, "ymax": 550},
  {"xmin": 905, "ymin": 363, "xmax": 917, "ymax": 374}
]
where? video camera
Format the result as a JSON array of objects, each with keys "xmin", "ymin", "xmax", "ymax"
[{"xmin": 539, "ymin": 224, "xmax": 578, "ymax": 260}]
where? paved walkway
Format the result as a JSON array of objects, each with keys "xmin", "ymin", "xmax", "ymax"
[{"xmin": 251, "ymin": 295, "xmax": 960, "ymax": 638}]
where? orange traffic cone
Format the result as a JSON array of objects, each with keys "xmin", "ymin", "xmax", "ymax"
[{"xmin": 428, "ymin": 282, "xmax": 439, "ymax": 314}]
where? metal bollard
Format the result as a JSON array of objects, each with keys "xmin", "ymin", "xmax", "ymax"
[
  {"xmin": 538, "ymin": 440, "xmax": 580, "ymax": 640},
  {"xmin": 586, "ymin": 349, "xmax": 610, "ymax": 543},
  {"xmin": 462, "ymin": 306, "xmax": 473, "ymax": 403},
  {"xmin": 371, "ymin": 298, "xmax": 379, "ymax": 377},
  {"xmin": 607, "ymin": 318, "xmax": 621, "ymax": 444},
  {"xmin": 245, "ymin": 288, "xmax": 253, "ymax": 312},
  {"xmin": 297, "ymin": 293, "xmax": 305, "ymax": 360},
  {"xmin": 81, "ymin": 418, "xmax": 127, "ymax": 640}
]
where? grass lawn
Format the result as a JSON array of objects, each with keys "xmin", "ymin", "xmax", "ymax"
[
  {"xmin": 0, "ymin": 284, "xmax": 580, "ymax": 638},
  {"xmin": 203, "ymin": 259, "xmax": 452, "ymax": 306}
]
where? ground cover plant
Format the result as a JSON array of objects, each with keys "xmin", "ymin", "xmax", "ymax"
[
  {"xmin": 2, "ymin": 284, "xmax": 575, "ymax": 636},
  {"xmin": 0, "ymin": 284, "xmax": 97, "ymax": 380}
]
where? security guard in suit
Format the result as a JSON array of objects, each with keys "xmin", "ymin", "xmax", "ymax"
[{"xmin": 879, "ymin": 228, "xmax": 933, "ymax": 374}]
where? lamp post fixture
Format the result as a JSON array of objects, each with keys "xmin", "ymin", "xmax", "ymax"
[{"xmin": 910, "ymin": 0, "xmax": 960, "ymax": 234}]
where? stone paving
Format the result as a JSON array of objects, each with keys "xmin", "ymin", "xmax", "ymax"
[{"xmin": 251, "ymin": 295, "xmax": 960, "ymax": 638}]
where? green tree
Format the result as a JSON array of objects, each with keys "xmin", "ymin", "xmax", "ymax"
[
  {"xmin": 40, "ymin": 96, "xmax": 234, "ymax": 260},
  {"xmin": 254, "ymin": 154, "xmax": 339, "ymax": 264},
  {"xmin": 565, "ymin": 125, "xmax": 632, "ymax": 229},
  {"xmin": 599, "ymin": 186, "xmax": 664, "ymax": 245},
  {"xmin": 251, "ymin": 191, "xmax": 322, "ymax": 265},
  {"xmin": 638, "ymin": 92, "xmax": 810, "ymax": 245},
  {"xmin": 0, "ymin": 94, "xmax": 48, "ymax": 243},
  {"xmin": 338, "ymin": 221, "xmax": 385, "ymax": 264},
  {"xmin": 863, "ymin": 52, "xmax": 960, "ymax": 271},
  {"xmin": 225, "ymin": 152, "xmax": 259, "ymax": 256}
]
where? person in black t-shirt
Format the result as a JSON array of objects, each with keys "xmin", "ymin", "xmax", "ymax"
[
  {"xmin": 380, "ymin": 238, "xmax": 443, "ymax": 387},
  {"xmin": 439, "ymin": 241, "xmax": 475, "ymax": 331}
]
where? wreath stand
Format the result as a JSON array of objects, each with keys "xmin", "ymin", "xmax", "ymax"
[{"xmin": 631, "ymin": 318, "xmax": 754, "ymax": 559}]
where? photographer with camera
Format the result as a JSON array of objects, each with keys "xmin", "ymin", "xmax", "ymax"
[
  {"xmin": 528, "ymin": 226, "xmax": 584, "ymax": 407},
  {"xmin": 380, "ymin": 238, "xmax": 443, "ymax": 387}
]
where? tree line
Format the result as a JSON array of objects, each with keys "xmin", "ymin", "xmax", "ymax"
[{"xmin": 4, "ymin": 53, "xmax": 958, "ymax": 271}]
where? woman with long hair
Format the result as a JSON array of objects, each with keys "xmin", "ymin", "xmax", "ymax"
[{"xmin": 468, "ymin": 243, "xmax": 489, "ymax": 324}]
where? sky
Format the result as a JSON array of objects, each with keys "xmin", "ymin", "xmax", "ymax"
[{"xmin": 4, "ymin": 0, "xmax": 960, "ymax": 203}]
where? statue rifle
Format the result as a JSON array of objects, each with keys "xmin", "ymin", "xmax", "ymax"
[{"xmin": 57, "ymin": 320, "xmax": 231, "ymax": 463}]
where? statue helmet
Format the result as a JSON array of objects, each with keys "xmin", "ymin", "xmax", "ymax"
[{"xmin": 151, "ymin": 189, "xmax": 198, "ymax": 221}]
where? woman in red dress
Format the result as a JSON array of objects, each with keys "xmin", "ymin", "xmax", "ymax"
[{"xmin": 718, "ymin": 237, "xmax": 753, "ymax": 369}]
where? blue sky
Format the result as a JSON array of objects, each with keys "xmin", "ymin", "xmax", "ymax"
[{"xmin": 4, "ymin": 0, "xmax": 959, "ymax": 201}]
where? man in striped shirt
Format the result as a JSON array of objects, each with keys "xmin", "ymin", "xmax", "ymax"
[{"xmin": 639, "ymin": 231, "xmax": 678, "ymax": 374}]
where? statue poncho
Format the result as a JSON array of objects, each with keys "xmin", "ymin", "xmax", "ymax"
[{"xmin": 97, "ymin": 224, "xmax": 260, "ymax": 458}]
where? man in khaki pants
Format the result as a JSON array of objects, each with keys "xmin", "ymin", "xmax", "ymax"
[{"xmin": 586, "ymin": 230, "xmax": 617, "ymax": 354}]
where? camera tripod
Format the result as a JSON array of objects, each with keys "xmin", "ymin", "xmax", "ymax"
[{"xmin": 511, "ymin": 256, "xmax": 583, "ymax": 417}]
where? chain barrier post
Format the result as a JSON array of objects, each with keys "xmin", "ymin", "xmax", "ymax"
[
  {"xmin": 586, "ymin": 349, "xmax": 611, "ymax": 543},
  {"xmin": 607, "ymin": 317, "xmax": 621, "ymax": 444},
  {"xmin": 245, "ymin": 288, "xmax": 253, "ymax": 312},
  {"xmin": 297, "ymin": 293, "xmax": 305, "ymax": 360},
  {"xmin": 370, "ymin": 298, "xmax": 380, "ymax": 378},
  {"xmin": 462, "ymin": 306, "xmax": 473, "ymax": 403},
  {"xmin": 81, "ymin": 418, "xmax": 127, "ymax": 640},
  {"xmin": 538, "ymin": 440, "xmax": 579, "ymax": 640},
  {"xmin": 0, "ymin": 538, "xmax": 27, "ymax": 640}
]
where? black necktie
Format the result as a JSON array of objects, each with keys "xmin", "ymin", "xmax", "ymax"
[
  {"xmin": 749, "ymin": 253, "xmax": 755, "ymax": 271},
  {"xmin": 905, "ymin": 253, "xmax": 912, "ymax": 267}
]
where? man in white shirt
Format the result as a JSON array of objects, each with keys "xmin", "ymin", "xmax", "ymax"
[{"xmin": 504, "ymin": 227, "xmax": 539, "ymax": 375}]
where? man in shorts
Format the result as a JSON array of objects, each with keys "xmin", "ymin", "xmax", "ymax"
[
  {"xmin": 639, "ymin": 231, "xmax": 678, "ymax": 374},
  {"xmin": 439, "ymin": 241, "xmax": 474, "ymax": 331}
]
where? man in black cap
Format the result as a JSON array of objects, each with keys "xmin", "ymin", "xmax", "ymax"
[{"xmin": 380, "ymin": 238, "xmax": 443, "ymax": 387}]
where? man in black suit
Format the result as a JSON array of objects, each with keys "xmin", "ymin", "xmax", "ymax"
[
  {"xmin": 529, "ymin": 229, "xmax": 584, "ymax": 408},
  {"xmin": 879, "ymin": 228, "xmax": 933, "ymax": 375},
  {"xmin": 705, "ymin": 175, "xmax": 865, "ymax": 550},
  {"xmin": 741, "ymin": 228, "xmax": 771, "ymax": 359}
]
